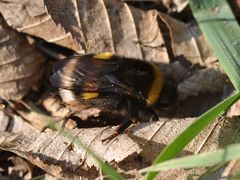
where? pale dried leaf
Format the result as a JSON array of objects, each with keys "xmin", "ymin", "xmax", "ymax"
[
  {"xmin": 0, "ymin": 16, "xmax": 45, "ymax": 100},
  {"xmin": 129, "ymin": 118, "xmax": 219, "ymax": 161},
  {"xmin": 1, "ymin": 0, "xmax": 170, "ymax": 62},
  {"xmin": 129, "ymin": 6, "xmax": 170, "ymax": 63},
  {"xmin": 227, "ymin": 99, "xmax": 240, "ymax": 117},
  {"xmin": 1, "ymin": 115, "xmax": 239, "ymax": 179},
  {"xmin": 161, "ymin": 0, "xmax": 188, "ymax": 12},
  {"xmin": 0, "ymin": 109, "xmax": 39, "ymax": 134},
  {"xmin": 0, "ymin": 111, "xmax": 9, "ymax": 131},
  {"xmin": 0, "ymin": 129, "xmax": 141, "ymax": 178},
  {"xmin": 42, "ymin": 95, "xmax": 71, "ymax": 118},
  {"xmin": 104, "ymin": 0, "xmax": 142, "ymax": 58},
  {"xmin": 188, "ymin": 24, "xmax": 219, "ymax": 67},
  {"xmin": 69, "ymin": 0, "xmax": 114, "ymax": 53},
  {"xmin": 171, "ymin": 0, "xmax": 188, "ymax": 12},
  {"xmin": 44, "ymin": 0, "xmax": 170, "ymax": 61},
  {"xmin": 1, "ymin": 0, "xmax": 225, "ymax": 102},
  {"xmin": 159, "ymin": 12, "xmax": 203, "ymax": 65},
  {"xmin": 133, "ymin": 117, "xmax": 240, "ymax": 179},
  {"xmin": 0, "ymin": 1, "xmax": 236, "ymax": 179},
  {"xmin": 10, "ymin": 114, "xmax": 40, "ymax": 135},
  {"xmin": 12, "ymin": 103, "xmax": 68, "ymax": 131},
  {"xmin": 156, "ymin": 12, "xmax": 227, "ymax": 100},
  {"xmin": 0, "ymin": 0, "xmax": 83, "ymax": 53}
]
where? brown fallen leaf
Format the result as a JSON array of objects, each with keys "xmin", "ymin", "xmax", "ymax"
[
  {"xmin": 227, "ymin": 99, "xmax": 240, "ymax": 117},
  {"xmin": 158, "ymin": 11, "xmax": 215, "ymax": 65},
  {"xmin": 129, "ymin": 5, "xmax": 170, "ymax": 64},
  {"xmin": 160, "ymin": 0, "xmax": 188, "ymax": 13},
  {"xmin": 0, "ymin": 129, "xmax": 141, "ymax": 179},
  {"xmin": 157, "ymin": 12, "xmax": 227, "ymax": 101},
  {"xmin": 169, "ymin": 0, "xmax": 189, "ymax": 13},
  {"xmin": 125, "ymin": 0, "xmax": 188, "ymax": 13},
  {"xmin": 177, "ymin": 68, "xmax": 226, "ymax": 100},
  {"xmin": 0, "ymin": 1, "xmax": 237, "ymax": 179},
  {"xmin": 0, "ymin": 0, "xmax": 170, "ymax": 62},
  {"xmin": 44, "ymin": 1, "xmax": 226, "ymax": 101},
  {"xmin": 1, "ymin": 114, "xmax": 240, "ymax": 179},
  {"xmin": 0, "ymin": 109, "xmax": 39, "ymax": 134},
  {"xmin": 42, "ymin": 95, "xmax": 71, "ymax": 118},
  {"xmin": 0, "ymin": 0, "xmax": 83, "ymax": 53},
  {"xmin": 0, "ymin": 111, "xmax": 9, "ymax": 132},
  {"xmin": 1, "ymin": 0, "xmax": 227, "ymax": 101},
  {"xmin": 0, "ymin": 15, "xmax": 46, "ymax": 100},
  {"xmin": 132, "ymin": 117, "xmax": 240, "ymax": 179}
]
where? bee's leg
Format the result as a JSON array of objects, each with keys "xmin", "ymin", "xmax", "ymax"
[
  {"xmin": 101, "ymin": 119, "xmax": 132, "ymax": 143},
  {"xmin": 102, "ymin": 100, "xmax": 136, "ymax": 143}
]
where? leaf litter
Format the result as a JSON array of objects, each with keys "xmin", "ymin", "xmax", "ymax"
[{"xmin": 0, "ymin": 0, "xmax": 238, "ymax": 179}]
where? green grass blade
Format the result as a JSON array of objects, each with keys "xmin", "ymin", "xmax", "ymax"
[
  {"xmin": 189, "ymin": 0, "xmax": 240, "ymax": 91},
  {"xmin": 141, "ymin": 143, "xmax": 240, "ymax": 172},
  {"xmin": 145, "ymin": 92, "xmax": 240, "ymax": 179}
]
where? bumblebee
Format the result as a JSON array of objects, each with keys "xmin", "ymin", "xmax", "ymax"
[{"xmin": 50, "ymin": 52, "xmax": 176, "ymax": 139}]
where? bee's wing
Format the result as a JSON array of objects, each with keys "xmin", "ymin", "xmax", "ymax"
[{"xmin": 50, "ymin": 56, "xmax": 138, "ymax": 99}]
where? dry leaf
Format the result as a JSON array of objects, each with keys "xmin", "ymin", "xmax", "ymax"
[
  {"xmin": 227, "ymin": 100, "xmax": 240, "ymax": 117},
  {"xmin": 44, "ymin": 0, "xmax": 171, "ymax": 62},
  {"xmin": 158, "ymin": 12, "xmax": 215, "ymax": 66},
  {"xmin": 0, "ymin": 111, "xmax": 9, "ymax": 132},
  {"xmin": 1, "ymin": 115, "xmax": 239, "ymax": 179},
  {"xmin": 0, "ymin": 110, "xmax": 39, "ymax": 135},
  {"xmin": 44, "ymin": 0, "xmax": 226, "ymax": 99},
  {"xmin": 1, "ymin": 0, "xmax": 226, "ymax": 99},
  {"xmin": 0, "ymin": 15, "xmax": 45, "ymax": 100},
  {"xmin": 157, "ymin": 12, "xmax": 227, "ymax": 100},
  {"xmin": 0, "ymin": 0, "xmax": 170, "ymax": 63},
  {"xmin": 129, "ymin": 5, "xmax": 170, "ymax": 64},
  {"xmin": 0, "ymin": 129, "xmax": 141, "ymax": 179},
  {"xmin": 42, "ymin": 95, "xmax": 71, "ymax": 118},
  {"xmin": 161, "ymin": 0, "xmax": 188, "ymax": 12},
  {"xmin": 132, "ymin": 117, "xmax": 240, "ymax": 179},
  {"xmin": 177, "ymin": 68, "xmax": 226, "ymax": 100},
  {"xmin": 0, "ymin": 0, "xmax": 83, "ymax": 53},
  {"xmin": 0, "ymin": 1, "xmax": 237, "ymax": 179}
]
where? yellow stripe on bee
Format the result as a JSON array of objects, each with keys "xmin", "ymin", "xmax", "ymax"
[
  {"xmin": 146, "ymin": 64, "xmax": 164, "ymax": 106},
  {"xmin": 81, "ymin": 92, "xmax": 99, "ymax": 99},
  {"xmin": 94, "ymin": 52, "xmax": 113, "ymax": 60}
]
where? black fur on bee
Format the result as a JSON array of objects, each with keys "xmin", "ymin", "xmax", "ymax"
[{"xmin": 50, "ymin": 52, "xmax": 176, "ymax": 139}]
